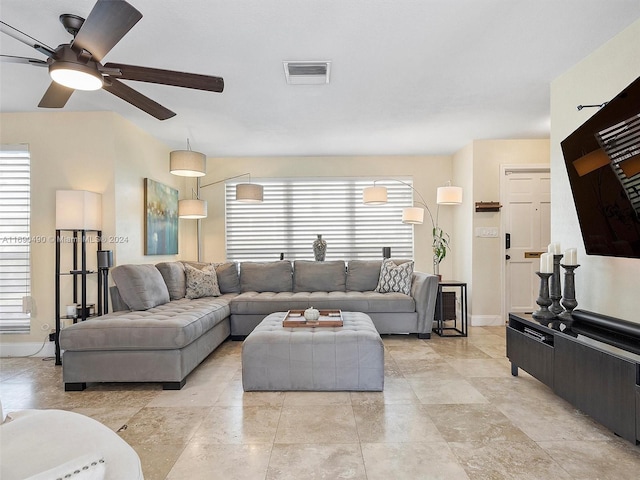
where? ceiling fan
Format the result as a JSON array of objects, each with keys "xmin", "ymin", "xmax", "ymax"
[{"xmin": 0, "ymin": 0, "xmax": 224, "ymax": 120}]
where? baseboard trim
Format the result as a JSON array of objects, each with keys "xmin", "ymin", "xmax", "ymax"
[
  {"xmin": 471, "ymin": 315, "xmax": 503, "ymax": 326},
  {"xmin": 0, "ymin": 341, "xmax": 55, "ymax": 358}
]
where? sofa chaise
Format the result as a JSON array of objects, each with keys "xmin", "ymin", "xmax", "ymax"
[{"xmin": 59, "ymin": 259, "xmax": 438, "ymax": 390}]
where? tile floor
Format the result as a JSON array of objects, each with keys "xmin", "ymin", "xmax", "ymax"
[{"xmin": 1, "ymin": 325, "xmax": 640, "ymax": 479}]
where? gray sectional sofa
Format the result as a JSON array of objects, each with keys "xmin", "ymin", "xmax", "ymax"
[{"xmin": 59, "ymin": 259, "xmax": 438, "ymax": 391}]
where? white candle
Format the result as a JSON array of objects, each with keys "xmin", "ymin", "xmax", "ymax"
[
  {"xmin": 564, "ymin": 248, "xmax": 577, "ymax": 265},
  {"xmin": 548, "ymin": 242, "xmax": 561, "ymax": 255},
  {"xmin": 540, "ymin": 253, "xmax": 553, "ymax": 273}
]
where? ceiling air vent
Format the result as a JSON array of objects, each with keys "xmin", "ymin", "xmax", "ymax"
[{"xmin": 283, "ymin": 61, "xmax": 331, "ymax": 85}]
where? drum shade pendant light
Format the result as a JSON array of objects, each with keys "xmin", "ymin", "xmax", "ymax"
[
  {"xmin": 436, "ymin": 181, "xmax": 463, "ymax": 205},
  {"xmin": 170, "ymin": 139, "xmax": 206, "ymax": 177},
  {"xmin": 236, "ymin": 182, "xmax": 263, "ymax": 203},
  {"xmin": 178, "ymin": 188, "xmax": 207, "ymax": 219},
  {"xmin": 363, "ymin": 183, "xmax": 388, "ymax": 204}
]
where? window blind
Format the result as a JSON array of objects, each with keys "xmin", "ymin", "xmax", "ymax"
[
  {"xmin": 225, "ymin": 178, "xmax": 415, "ymax": 262},
  {"xmin": 0, "ymin": 146, "xmax": 31, "ymax": 333}
]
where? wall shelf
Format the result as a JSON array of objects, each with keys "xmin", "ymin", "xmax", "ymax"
[{"xmin": 475, "ymin": 201, "xmax": 502, "ymax": 212}]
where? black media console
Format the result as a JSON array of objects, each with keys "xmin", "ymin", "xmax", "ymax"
[{"xmin": 507, "ymin": 310, "xmax": 640, "ymax": 444}]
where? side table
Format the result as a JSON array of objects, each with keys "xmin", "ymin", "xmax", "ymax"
[{"xmin": 433, "ymin": 280, "xmax": 468, "ymax": 337}]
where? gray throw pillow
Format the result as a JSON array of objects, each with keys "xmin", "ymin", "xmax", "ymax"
[
  {"xmin": 155, "ymin": 261, "xmax": 186, "ymax": 300},
  {"xmin": 375, "ymin": 259, "xmax": 414, "ymax": 295},
  {"xmin": 111, "ymin": 264, "xmax": 170, "ymax": 310},
  {"xmin": 185, "ymin": 263, "xmax": 220, "ymax": 299},
  {"xmin": 214, "ymin": 262, "xmax": 240, "ymax": 293},
  {"xmin": 346, "ymin": 260, "xmax": 382, "ymax": 291},
  {"xmin": 240, "ymin": 261, "xmax": 292, "ymax": 292}
]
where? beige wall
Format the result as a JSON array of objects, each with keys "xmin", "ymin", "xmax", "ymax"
[
  {"xmin": 0, "ymin": 111, "xmax": 189, "ymax": 349},
  {"xmin": 470, "ymin": 139, "xmax": 550, "ymax": 324},
  {"xmin": 550, "ymin": 19, "xmax": 640, "ymax": 322},
  {"xmin": 451, "ymin": 142, "xmax": 474, "ymax": 306}
]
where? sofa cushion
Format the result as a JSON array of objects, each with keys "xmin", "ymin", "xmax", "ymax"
[
  {"xmin": 293, "ymin": 260, "xmax": 346, "ymax": 292},
  {"xmin": 231, "ymin": 291, "xmax": 311, "ymax": 315},
  {"xmin": 60, "ymin": 296, "xmax": 233, "ymax": 351},
  {"xmin": 185, "ymin": 263, "xmax": 220, "ymax": 299},
  {"xmin": 375, "ymin": 259, "xmax": 414, "ymax": 295},
  {"xmin": 155, "ymin": 261, "xmax": 186, "ymax": 300},
  {"xmin": 214, "ymin": 262, "xmax": 241, "ymax": 293},
  {"xmin": 240, "ymin": 261, "xmax": 292, "ymax": 292},
  {"xmin": 346, "ymin": 260, "xmax": 382, "ymax": 291},
  {"xmin": 229, "ymin": 291, "xmax": 415, "ymax": 315},
  {"xmin": 111, "ymin": 264, "xmax": 170, "ymax": 311}
]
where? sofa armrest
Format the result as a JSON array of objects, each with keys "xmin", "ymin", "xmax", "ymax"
[
  {"xmin": 411, "ymin": 272, "xmax": 439, "ymax": 334},
  {"xmin": 109, "ymin": 286, "xmax": 130, "ymax": 312}
]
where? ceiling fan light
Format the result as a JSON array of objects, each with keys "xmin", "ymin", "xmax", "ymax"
[
  {"xmin": 170, "ymin": 150, "xmax": 206, "ymax": 177},
  {"xmin": 363, "ymin": 186, "xmax": 388, "ymax": 205},
  {"xmin": 236, "ymin": 183, "xmax": 263, "ymax": 203},
  {"xmin": 178, "ymin": 199, "xmax": 207, "ymax": 219},
  {"xmin": 49, "ymin": 61, "xmax": 103, "ymax": 91},
  {"xmin": 402, "ymin": 207, "xmax": 424, "ymax": 224}
]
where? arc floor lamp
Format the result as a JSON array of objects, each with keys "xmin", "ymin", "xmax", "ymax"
[{"xmin": 169, "ymin": 140, "xmax": 263, "ymax": 261}]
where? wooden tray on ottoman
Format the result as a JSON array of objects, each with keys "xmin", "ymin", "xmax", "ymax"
[{"xmin": 282, "ymin": 309, "xmax": 344, "ymax": 327}]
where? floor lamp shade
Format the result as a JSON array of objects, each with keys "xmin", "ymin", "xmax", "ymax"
[
  {"xmin": 178, "ymin": 199, "xmax": 207, "ymax": 219},
  {"xmin": 437, "ymin": 185, "xmax": 463, "ymax": 205},
  {"xmin": 363, "ymin": 186, "xmax": 388, "ymax": 204},
  {"xmin": 402, "ymin": 207, "xmax": 424, "ymax": 224},
  {"xmin": 55, "ymin": 190, "xmax": 102, "ymax": 230},
  {"xmin": 170, "ymin": 150, "xmax": 206, "ymax": 177},
  {"xmin": 236, "ymin": 183, "xmax": 263, "ymax": 203}
]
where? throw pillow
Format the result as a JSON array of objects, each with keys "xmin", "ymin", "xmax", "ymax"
[
  {"xmin": 375, "ymin": 259, "xmax": 414, "ymax": 295},
  {"xmin": 111, "ymin": 264, "xmax": 170, "ymax": 310},
  {"xmin": 185, "ymin": 263, "xmax": 220, "ymax": 299}
]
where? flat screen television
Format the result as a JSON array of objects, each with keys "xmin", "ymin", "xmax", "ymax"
[{"xmin": 561, "ymin": 75, "xmax": 640, "ymax": 259}]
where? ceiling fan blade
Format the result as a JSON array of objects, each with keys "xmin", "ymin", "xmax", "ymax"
[
  {"xmin": 72, "ymin": 0, "xmax": 142, "ymax": 62},
  {"xmin": 104, "ymin": 63, "xmax": 224, "ymax": 92},
  {"xmin": 38, "ymin": 82, "xmax": 74, "ymax": 108},
  {"xmin": 0, "ymin": 54, "xmax": 48, "ymax": 66},
  {"xmin": 0, "ymin": 20, "xmax": 55, "ymax": 57},
  {"xmin": 103, "ymin": 78, "xmax": 176, "ymax": 120}
]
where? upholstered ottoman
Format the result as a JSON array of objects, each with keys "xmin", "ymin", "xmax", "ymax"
[{"xmin": 242, "ymin": 311, "xmax": 384, "ymax": 391}]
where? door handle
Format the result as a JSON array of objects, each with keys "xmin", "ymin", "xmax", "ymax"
[{"xmin": 505, "ymin": 254, "xmax": 511, "ymax": 260}]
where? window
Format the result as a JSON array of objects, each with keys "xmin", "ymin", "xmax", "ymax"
[
  {"xmin": 0, "ymin": 145, "xmax": 31, "ymax": 333},
  {"xmin": 225, "ymin": 177, "xmax": 414, "ymax": 262}
]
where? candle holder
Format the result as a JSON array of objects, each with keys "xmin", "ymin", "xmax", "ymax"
[
  {"xmin": 549, "ymin": 254, "xmax": 564, "ymax": 315},
  {"xmin": 532, "ymin": 271, "xmax": 555, "ymax": 326},
  {"xmin": 558, "ymin": 264, "xmax": 580, "ymax": 328}
]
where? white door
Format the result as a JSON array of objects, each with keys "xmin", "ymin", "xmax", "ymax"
[{"xmin": 502, "ymin": 167, "xmax": 551, "ymax": 317}]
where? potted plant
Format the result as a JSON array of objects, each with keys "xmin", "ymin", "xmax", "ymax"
[{"xmin": 432, "ymin": 226, "xmax": 451, "ymax": 278}]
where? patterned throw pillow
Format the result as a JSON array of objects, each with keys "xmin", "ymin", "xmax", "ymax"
[
  {"xmin": 185, "ymin": 263, "xmax": 220, "ymax": 299},
  {"xmin": 375, "ymin": 259, "xmax": 414, "ymax": 295}
]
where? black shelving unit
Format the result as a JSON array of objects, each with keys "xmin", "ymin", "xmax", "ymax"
[{"xmin": 55, "ymin": 229, "xmax": 101, "ymax": 365}]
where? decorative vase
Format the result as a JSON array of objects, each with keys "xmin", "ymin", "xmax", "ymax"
[
  {"xmin": 304, "ymin": 306, "xmax": 320, "ymax": 321},
  {"xmin": 313, "ymin": 234, "xmax": 327, "ymax": 261}
]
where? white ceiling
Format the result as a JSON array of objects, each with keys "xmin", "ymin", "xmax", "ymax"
[{"xmin": 1, "ymin": 1, "xmax": 639, "ymax": 158}]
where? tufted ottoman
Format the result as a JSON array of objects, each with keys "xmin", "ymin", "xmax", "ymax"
[{"xmin": 242, "ymin": 311, "xmax": 384, "ymax": 391}]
